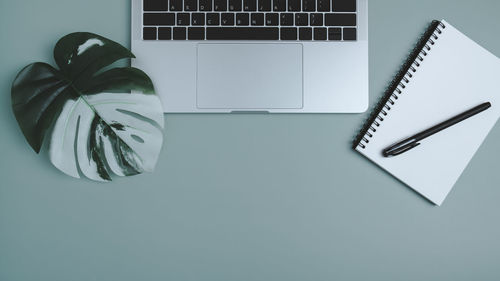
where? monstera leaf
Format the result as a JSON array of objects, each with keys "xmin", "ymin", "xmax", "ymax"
[{"xmin": 11, "ymin": 32, "xmax": 164, "ymax": 182}]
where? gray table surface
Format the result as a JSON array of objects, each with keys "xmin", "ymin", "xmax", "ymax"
[{"xmin": 1, "ymin": 0, "xmax": 500, "ymax": 280}]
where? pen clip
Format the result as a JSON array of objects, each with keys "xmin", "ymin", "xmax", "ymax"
[{"xmin": 386, "ymin": 142, "xmax": 420, "ymax": 157}]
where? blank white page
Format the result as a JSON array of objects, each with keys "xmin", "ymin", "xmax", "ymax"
[{"xmin": 356, "ymin": 20, "xmax": 500, "ymax": 206}]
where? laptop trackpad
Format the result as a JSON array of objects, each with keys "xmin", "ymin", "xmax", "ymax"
[{"xmin": 196, "ymin": 43, "xmax": 303, "ymax": 109}]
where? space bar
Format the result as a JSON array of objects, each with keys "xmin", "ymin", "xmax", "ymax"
[{"xmin": 206, "ymin": 27, "xmax": 279, "ymax": 40}]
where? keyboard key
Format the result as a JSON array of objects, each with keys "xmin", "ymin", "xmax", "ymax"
[
  {"xmin": 207, "ymin": 13, "xmax": 220, "ymax": 25},
  {"xmin": 273, "ymin": 0, "xmax": 286, "ymax": 11},
  {"xmin": 192, "ymin": 13, "xmax": 205, "ymax": 25},
  {"xmin": 258, "ymin": 0, "xmax": 271, "ymax": 11},
  {"xmin": 299, "ymin": 27, "xmax": 312, "ymax": 40},
  {"xmin": 251, "ymin": 13, "xmax": 264, "ymax": 25},
  {"xmin": 280, "ymin": 28, "xmax": 297, "ymax": 40},
  {"xmin": 288, "ymin": 0, "xmax": 301, "ymax": 11},
  {"xmin": 144, "ymin": 0, "xmax": 168, "ymax": 11},
  {"xmin": 144, "ymin": 13, "xmax": 175, "ymax": 25},
  {"xmin": 158, "ymin": 27, "xmax": 172, "ymax": 39},
  {"xmin": 173, "ymin": 27, "xmax": 186, "ymax": 40},
  {"xmin": 229, "ymin": 0, "xmax": 242, "ymax": 11},
  {"xmin": 310, "ymin": 13, "xmax": 323, "ymax": 26},
  {"xmin": 243, "ymin": 0, "xmax": 257, "ymax": 11},
  {"xmin": 221, "ymin": 13, "xmax": 235, "ymax": 25},
  {"xmin": 184, "ymin": 0, "xmax": 197, "ymax": 11},
  {"xmin": 295, "ymin": 13, "xmax": 308, "ymax": 26},
  {"xmin": 143, "ymin": 27, "xmax": 157, "ymax": 40},
  {"xmin": 206, "ymin": 27, "xmax": 279, "ymax": 40},
  {"xmin": 265, "ymin": 13, "xmax": 279, "ymax": 25},
  {"xmin": 328, "ymin": 27, "xmax": 341, "ymax": 40},
  {"xmin": 317, "ymin": 0, "xmax": 330, "ymax": 12},
  {"xmin": 332, "ymin": 0, "xmax": 356, "ymax": 12},
  {"xmin": 325, "ymin": 13, "xmax": 356, "ymax": 26},
  {"xmin": 214, "ymin": 0, "xmax": 227, "ymax": 11},
  {"xmin": 169, "ymin": 0, "xmax": 182, "ymax": 11},
  {"xmin": 314, "ymin": 28, "xmax": 326, "ymax": 40},
  {"xmin": 343, "ymin": 28, "xmax": 356, "ymax": 40},
  {"xmin": 280, "ymin": 13, "xmax": 293, "ymax": 26},
  {"xmin": 188, "ymin": 27, "xmax": 205, "ymax": 39},
  {"xmin": 302, "ymin": 0, "xmax": 315, "ymax": 12},
  {"xmin": 236, "ymin": 13, "xmax": 249, "ymax": 25},
  {"xmin": 177, "ymin": 13, "xmax": 190, "ymax": 25},
  {"xmin": 199, "ymin": 0, "xmax": 213, "ymax": 11}
]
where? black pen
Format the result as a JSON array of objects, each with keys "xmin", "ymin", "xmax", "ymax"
[{"xmin": 383, "ymin": 102, "xmax": 492, "ymax": 157}]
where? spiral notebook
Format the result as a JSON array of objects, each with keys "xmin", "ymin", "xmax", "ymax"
[{"xmin": 353, "ymin": 20, "xmax": 500, "ymax": 206}]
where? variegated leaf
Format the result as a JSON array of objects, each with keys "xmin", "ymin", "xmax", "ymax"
[{"xmin": 11, "ymin": 32, "xmax": 164, "ymax": 181}]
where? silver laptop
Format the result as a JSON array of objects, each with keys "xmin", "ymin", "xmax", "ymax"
[{"xmin": 131, "ymin": 0, "xmax": 368, "ymax": 113}]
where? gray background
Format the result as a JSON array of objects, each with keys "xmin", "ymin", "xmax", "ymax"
[{"xmin": 1, "ymin": 0, "xmax": 500, "ymax": 280}]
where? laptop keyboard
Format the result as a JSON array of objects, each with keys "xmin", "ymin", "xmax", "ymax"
[{"xmin": 142, "ymin": 0, "xmax": 357, "ymax": 41}]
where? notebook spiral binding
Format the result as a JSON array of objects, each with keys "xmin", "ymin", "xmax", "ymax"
[{"xmin": 353, "ymin": 20, "xmax": 447, "ymax": 150}]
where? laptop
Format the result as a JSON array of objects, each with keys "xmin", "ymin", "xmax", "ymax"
[{"xmin": 131, "ymin": 0, "xmax": 368, "ymax": 113}]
